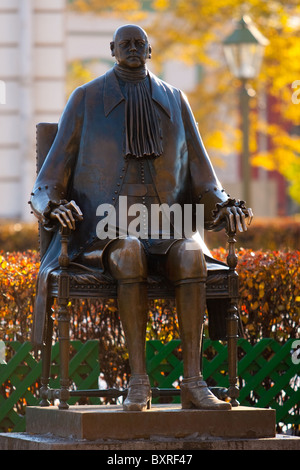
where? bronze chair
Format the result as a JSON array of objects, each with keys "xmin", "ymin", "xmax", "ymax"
[{"xmin": 35, "ymin": 122, "xmax": 241, "ymax": 410}]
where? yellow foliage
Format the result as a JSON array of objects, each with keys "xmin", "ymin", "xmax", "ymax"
[{"xmin": 153, "ymin": 0, "xmax": 169, "ymax": 10}]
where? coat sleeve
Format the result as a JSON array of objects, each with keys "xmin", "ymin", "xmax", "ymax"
[
  {"xmin": 30, "ymin": 86, "xmax": 85, "ymax": 230},
  {"xmin": 180, "ymin": 91, "xmax": 229, "ymax": 230}
]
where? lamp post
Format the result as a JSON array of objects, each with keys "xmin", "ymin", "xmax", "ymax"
[{"xmin": 223, "ymin": 15, "xmax": 269, "ymax": 207}]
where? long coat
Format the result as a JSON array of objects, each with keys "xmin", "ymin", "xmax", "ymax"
[{"xmin": 30, "ymin": 67, "xmax": 229, "ymax": 345}]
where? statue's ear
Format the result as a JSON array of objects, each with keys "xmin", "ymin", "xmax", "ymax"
[
  {"xmin": 148, "ymin": 44, "xmax": 152, "ymax": 59},
  {"xmin": 110, "ymin": 41, "xmax": 115, "ymax": 57}
]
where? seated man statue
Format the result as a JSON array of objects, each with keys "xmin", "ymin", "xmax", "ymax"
[{"xmin": 30, "ymin": 24, "xmax": 252, "ymax": 412}]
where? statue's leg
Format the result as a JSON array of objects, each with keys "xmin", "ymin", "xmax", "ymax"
[
  {"xmin": 165, "ymin": 239, "xmax": 231, "ymax": 410},
  {"xmin": 106, "ymin": 237, "xmax": 151, "ymax": 411}
]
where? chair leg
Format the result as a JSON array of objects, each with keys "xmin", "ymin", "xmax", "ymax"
[
  {"xmin": 57, "ymin": 272, "xmax": 70, "ymax": 410},
  {"xmin": 199, "ymin": 329, "xmax": 204, "ymax": 375},
  {"xmin": 39, "ymin": 307, "xmax": 53, "ymax": 406},
  {"xmin": 227, "ymin": 301, "xmax": 239, "ymax": 406}
]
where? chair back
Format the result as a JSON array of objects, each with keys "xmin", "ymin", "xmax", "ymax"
[{"xmin": 36, "ymin": 122, "xmax": 58, "ymax": 258}]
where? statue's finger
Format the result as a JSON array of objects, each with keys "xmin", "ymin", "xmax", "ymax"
[
  {"xmin": 69, "ymin": 200, "xmax": 83, "ymax": 217},
  {"xmin": 237, "ymin": 207, "xmax": 247, "ymax": 232},
  {"xmin": 54, "ymin": 212, "xmax": 67, "ymax": 228},
  {"xmin": 247, "ymin": 208, "xmax": 253, "ymax": 225},
  {"xmin": 228, "ymin": 211, "xmax": 236, "ymax": 233}
]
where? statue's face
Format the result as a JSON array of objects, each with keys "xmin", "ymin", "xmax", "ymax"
[{"xmin": 111, "ymin": 25, "xmax": 150, "ymax": 69}]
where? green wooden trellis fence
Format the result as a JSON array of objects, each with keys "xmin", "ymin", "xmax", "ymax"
[
  {"xmin": 146, "ymin": 338, "xmax": 300, "ymax": 428},
  {"xmin": 0, "ymin": 340, "xmax": 99, "ymax": 432},
  {"xmin": 0, "ymin": 338, "xmax": 299, "ymax": 433}
]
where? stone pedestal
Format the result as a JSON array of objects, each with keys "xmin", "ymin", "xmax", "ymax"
[
  {"xmin": 1, "ymin": 404, "xmax": 300, "ymax": 450},
  {"xmin": 26, "ymin": 404, "xmax": 275, "ymax": 440}
]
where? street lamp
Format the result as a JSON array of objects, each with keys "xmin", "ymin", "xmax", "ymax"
[{"xmin": 223, "ymin": 15, "xmax": 269, "ymax": 207}]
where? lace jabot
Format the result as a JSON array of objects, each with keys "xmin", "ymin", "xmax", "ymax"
[{"xmin": 114, "ymin": 64, "xmax": 163, "ymax": 159}]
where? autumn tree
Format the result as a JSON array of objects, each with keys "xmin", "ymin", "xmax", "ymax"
[{"xmin": 69, "ymin": 0, "xmax": 300, "ymax": 204}]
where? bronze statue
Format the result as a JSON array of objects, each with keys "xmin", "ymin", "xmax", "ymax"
[{"xmin": 30, "ymin": 24, "xmax": 252, "ymax": 411}]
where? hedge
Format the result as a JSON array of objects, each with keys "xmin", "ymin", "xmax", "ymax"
[
  {"xmin": 0, "ymin": 217, "xmax": 299, "ymax": 252},
  {"xmin": 0, "ymin": 249, "xmax": 299, "ymax": 346},
  {"xmin": 0, "ymin": 223, "xmax": 38, "ymax": 253},
  {"xmin": 211, "ymin": 248, "xmax": 300, "ymax": 343},
  {"xmin": 206, "ymin": 216, "xmax": 300, "ymax": 250}
]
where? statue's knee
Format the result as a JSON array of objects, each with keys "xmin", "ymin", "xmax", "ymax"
[
  {"xmin": 106, "ymin": 237, "xmax": 147, "ymax": 281},
  {"xmin": 166, "ymin": 239, "xmax": 207, "ymax": 283}
]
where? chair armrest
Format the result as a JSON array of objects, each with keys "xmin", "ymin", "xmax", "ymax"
[
  {"xmin": 226, "ymin": 229, "xmax": 238, "ymax": 271},
  {"xmin": 58, "ymin": 226, "xmax": 70, "ymax": 268}
]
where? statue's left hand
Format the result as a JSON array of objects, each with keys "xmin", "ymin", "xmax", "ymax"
[
  {"xmin": 49, "ymin": 200, "xmax": 83, "ymax": 230},
  {"xmin": 212, "ymin": 204, "xmax": 253, "ymax": 233}
]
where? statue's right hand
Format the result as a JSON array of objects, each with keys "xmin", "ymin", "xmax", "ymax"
[{"xmin": 49, "ymin": 200, "xmax": 83, "ymax": 230}]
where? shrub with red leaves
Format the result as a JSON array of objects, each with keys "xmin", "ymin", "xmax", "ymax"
[
  {"xmin": 211, "ymin": 248, "xmax": 300, "ymax": 343},
  {"xmin": 0, "ymin": 249, "xmax": 299, "ymax": 383}
]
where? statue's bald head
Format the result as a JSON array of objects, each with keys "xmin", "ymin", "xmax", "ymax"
[
  {"xmin": 110, "ymin": 24, "xmax": 151, "ymax": 69},
  {"xmin": 113, "ymin": 24, "xmax": 148, "ymax": 42}
]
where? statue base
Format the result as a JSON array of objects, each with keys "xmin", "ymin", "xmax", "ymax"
[
  {"xmin": 25, "ymin": 404, "xmax": 276, "ymax": 440},
  {"xmin": 1, "ymin": 404, "xmax": 299, "ymax": 450}
]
